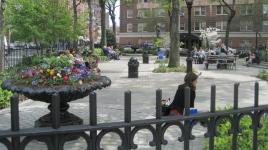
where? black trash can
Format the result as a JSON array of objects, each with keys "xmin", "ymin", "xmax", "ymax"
[
  {"xmin": 128, "ymin": 57, "xmax": 139, "ymax": 78},
  {"xmin": 142, "ymin": 51, "xmax": 149, "ymax": 64}
]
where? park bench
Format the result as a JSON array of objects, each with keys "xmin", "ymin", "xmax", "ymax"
[{"xmin": 204, "ymin": 55, "xmax": 236, "ymax": 70}]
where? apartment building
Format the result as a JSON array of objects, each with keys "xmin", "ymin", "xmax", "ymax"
[{"xmin": 119, "ymin": 0, "xmax": 268, "ymax": 50}]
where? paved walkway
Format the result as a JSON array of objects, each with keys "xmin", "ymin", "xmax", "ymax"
[{"xmin": 0, "ymin": 56, "xmax": 267, "ymax": 150}]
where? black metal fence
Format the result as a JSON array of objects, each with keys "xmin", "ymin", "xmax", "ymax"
[
  {"xmin": 0, "ymin": 82, "xmax": 268, "ymax": 150},
  {"xmin": 4, "ymin": 48, "xmax": 48, "ymax": 69}
]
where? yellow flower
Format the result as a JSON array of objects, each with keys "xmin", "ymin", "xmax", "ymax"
[
  {"xmin": 47, "ymin": 69, "xmax": 51, "ymax": 73},
  {"xmin": 49, "ymin": 70, "xmax": 55, "ymax": 76}
]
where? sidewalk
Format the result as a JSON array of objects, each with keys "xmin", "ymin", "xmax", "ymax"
[{"xmin": 0, "ymin": 56, "xmax": 267, "ymax": 150}]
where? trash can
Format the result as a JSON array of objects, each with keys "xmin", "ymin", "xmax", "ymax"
[
  {"xmin": 142, "ymin": 51, "xmax": 149, "ymax": 64},
  {"xmin": 128, "ymin": 57, "xmax": 139, "ymax": 78}
]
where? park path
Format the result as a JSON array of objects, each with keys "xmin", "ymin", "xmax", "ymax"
[{"xmin": 0, "ymin": 56, "xmax": 267, "ymax": 150}]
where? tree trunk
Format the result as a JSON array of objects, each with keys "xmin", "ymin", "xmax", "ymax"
[
  {"xmin": 111, "ymin": 13, "xmax": 117, "ymax": 47},
  {"xmin": 225, "ymin": 10, "xmax": 235, "ymax": 51},
  {"xmin": 100, "ymin": 0, "xmax": 107, "ymax": 47},
  {"xmin": 88, "ymin": 0, "xmax": 94, "ymax": 50},
  {"xmin": 168, "ymin": 0, "xmax": 179, "ymax": 67},
  {"xmin": 0, "ymin": 8, "xmax": 5, "ymax": 71},
  {"xmin": 72, "ymin": 0, "xmax": 78, "ymax": 49},
  {"xmin": 223, "ymin": 0, "xmax": 236, "ymax": 51}
]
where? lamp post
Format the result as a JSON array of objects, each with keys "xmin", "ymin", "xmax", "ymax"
[{"xmin": 185, "ymin": 0, "xmax": 193, "ymax": 73}]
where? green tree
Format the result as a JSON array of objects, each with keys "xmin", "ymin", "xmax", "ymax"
[
  {"xmin": 158, "ymin": 0, "xmax": 184, "ymax": 67},
  {"xmin": 99, "ymin": 0, "xmax": 107, "ymax": 47},
  {"xmin": 0, "ymin": 0, "xmax": 5, "ymax": 71},
  {"xmin": 4, "ymin": 0, "xmax": 75, "ymax": 50},
  {"xmin": 106, "ymin": 29, "xmax": 116, "ymax": 47},
  {"xmin": 87, "ymin": 0, "xmax": 94, "ymax": 50},
  {"xmin": 212, "ymin": 0, "xmax": 236, "ymax": 51},
  {"xmin": 105, "ymin": 0, "xmax": 119, "ymax": 47}
]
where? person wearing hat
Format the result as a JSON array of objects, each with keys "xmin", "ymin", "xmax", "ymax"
[{"xmin": 169, "ymin": 72, "xmax": 199, "ymax": 115}]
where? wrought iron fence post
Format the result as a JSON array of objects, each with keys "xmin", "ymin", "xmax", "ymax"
[
  {"xmin": 184, "ymin": 87, "xmax": 190, "ymax": 150},
  {"xmin": 11, "ymin": 94, "xmax": 20, "ymax": 150},
  {"xmin": 90, "ymin": 92, "xmax": 97, "ymax": 150},
  {"xmin": 232, "ymin": 83, "xmax": 239, "ymax": 150},
  {"xmin": 156, "ymin": 89, "xmax": 162, "ymax": 150},
  {"xmin": 209, "ymin": 85, "xmax": 216, "ymax": 150},
  {"xmin": 253, "ymin": 82, "xmax": 259, "ymax": 150},
  {"xmin": 52, "ymin": 94, "xmax": 60, "ymax": 150},
  {"xmin": 124, "ymin": 91, "xmax": 132, "ymax": 150}
]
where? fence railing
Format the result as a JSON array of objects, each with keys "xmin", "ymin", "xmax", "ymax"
[{"xmin": 0, "ymin": 82, "xmax": 268, "ymax": 150}]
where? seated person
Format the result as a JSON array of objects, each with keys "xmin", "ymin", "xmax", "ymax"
[
  {"xmin": 169, "ymin": 72, "xmax": 199, "ymax": 115},
  {"xmin": 102, "ymin": 46, "xmax": 120, "ymax": 60}
]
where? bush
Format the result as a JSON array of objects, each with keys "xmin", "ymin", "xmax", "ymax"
[
  {"xmin": 153, "ymin": 61, "xmax": 187, "ymax": 73},
  {"xmin": 0, "ymin": 87, "xmax": 13, "ymax": 109},
  {"xmin": 0, "ymin": 68, "xmax": 14, "ymax": 109},
  {"xmin": 204, "ymin": 107, "xmax": 268, "ymax": 150},
  {"xmin": 94, "ymin": 48, "xmax": 105, "ymax": 56},
  {"xmin": 257, "ymin": 70, "xmax": 268, "ymax": 81}
]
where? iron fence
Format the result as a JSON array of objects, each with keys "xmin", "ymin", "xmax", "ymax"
[
  {"xmin": 4, "ymin": 48, "xmax": 48, "ymax": 69},
  {"xmin": 0, "ymin": 82, "xmax": 268, "ymax": 150}
]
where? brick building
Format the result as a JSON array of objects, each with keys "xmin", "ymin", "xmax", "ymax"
[{"xmin": 119, "ymin": 0, "xmax": 268, "ymax": 50}]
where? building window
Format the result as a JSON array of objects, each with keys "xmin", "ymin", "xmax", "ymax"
[
  {"xmin": 127, "ymin": 9, "xmax": 133, "ymax": 18},
  {"xmin": 157, "ymin": 23, "xmax": 166, "ymax": 32},
  {"xmin": 180, "ymin": 7, "xmax": 185, "ymax": 16},
  {"xmin": 157, "ymin": 9, "xmax": 166, "ymax": 17},
  {"xmin": 180, "ymin": 23, "xmax": 185, "ymax": 31},
  {"xmin": 137, "ymin": 9, "xmax": 150, "ymax": 18},
  {"xmin": 194, "ymin": 6, "xmax": 206, "ymax": 16},
  {"xmin": 216, "ymin": 21, "xmax": 227, "ymax": 31},
  {"xmin": 216, "ymin": 6, "xmax": 228, "ymax": 15},
  {"xmin": 194, "ymin": 21, "xmax": 206, "ymax": 31},
  {"xmin": 240, "ymin": 40, "xmax": 252, "ymax": 48},
  {"xmin": 240, "ymin": 5, "xmax": 253, "ymax": 15},
  {"xmin": 263, "ymin": 4, "xmax": 268, "ymax": 15},
  {"xmin": 263, "ymin": 21, "xmax": 268, "ymax": 31},
  {"xmin": 138, "ymin": 23, "xmax": 146, "ymax": 32},
  {"xmin": 127, "ymin": 24, "xmax": 133, "ymax": 32},
  {"xmin": 240, "ymin": 21, "xmax": 253, "ymax": 31}
]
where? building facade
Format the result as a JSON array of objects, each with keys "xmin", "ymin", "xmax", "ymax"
[{"xmin": 119, "ymin": 0, "xmax": 268, "ymax": 50}]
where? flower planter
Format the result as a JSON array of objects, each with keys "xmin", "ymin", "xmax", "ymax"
[{"xmin": 2, "ymin": 76, "xmax": 111, "ymax": 127}]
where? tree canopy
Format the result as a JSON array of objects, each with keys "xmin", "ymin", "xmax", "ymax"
[{"xmin": 4, "ymin": 0, "xmax": 80, "ymax": 47}]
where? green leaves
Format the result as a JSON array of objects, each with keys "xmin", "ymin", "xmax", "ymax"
[{"xmin": 4, "ymin": 0, "xmax": 76, "ymax": 47}]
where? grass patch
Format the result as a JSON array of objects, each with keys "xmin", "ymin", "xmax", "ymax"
[
  {"xmin": 155, "ymin": 58, "xmax": 168, "ymax": 64},
  {"xmin": 153, "ymin": 63, "xmax": 187, "ymax": 73},
  {"xmin": 257, "ymin": 70, "xmax": 268, "ymax": 81}
]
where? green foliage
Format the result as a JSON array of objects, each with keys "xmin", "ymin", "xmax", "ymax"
[
  {"xmin": 0, "ymin": 68, "xmax": 15, "ymax": 109},
  {"xmin": 0, "ymin": 87, "xmax": 13, "ymax": 109},
  {"xmin": 4, "ymin": 0, "xmax": 76, "ymax": 47},
  {"xmin": 94, "ymin": 48, "xmax": 105, "ymax": 56},
  {"xmin": 204, "ymin": 106, "xmax": 268, "ymax": 150},
  {"xmin": 155, "ymin": 58, "xmax": 168, "ymax": 64},
  {"xmin": 153, "ymin": 38, "xmax": 164, "ymax": 48},
  {"xmin": 106, "ymin": 29, "xmax": 116, "ymax": 47},
  {"xmin": 257, "ymin": 70, "xmax": 268, "ymax": 81},
  {"xmin": 153, "ymin": 61, "xmax": 187, "ymax": 73}
]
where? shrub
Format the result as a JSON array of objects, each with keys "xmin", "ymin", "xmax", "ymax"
[
  {"xmin": 257, "ymin": 70, "xmax": 268, "ymax": 81},
  {"xmin": 204, "ymin": 108, "xmax": 268, "ymax": 150},
  {"xmin": 153, "ymin": 61, "xmax": 187, "ymax": 73},
  {"xmin": 94, "ymin": 48, "xmax": 105, "ymax": 56},
  {"xmin": 0, "ymin": 87, "xmax": 13, "ymax": 109}
]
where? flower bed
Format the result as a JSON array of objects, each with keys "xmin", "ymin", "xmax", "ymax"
[{"xmin": 12, "ymin": 51, "xmax": 100, "ymax": 86}]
